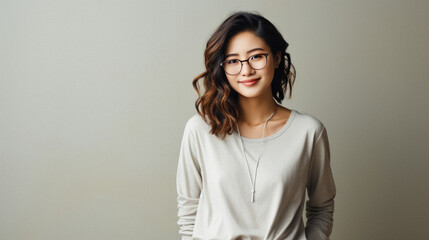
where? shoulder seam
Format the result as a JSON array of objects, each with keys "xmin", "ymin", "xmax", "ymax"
[{"xmin": 315, "ymin": 124, "xmax": 326, "ymax": 143}]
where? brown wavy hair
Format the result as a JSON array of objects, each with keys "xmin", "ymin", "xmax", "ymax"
[{"xmin": 192, "ymin": 11, "xmax": 296, "ymax": 140}]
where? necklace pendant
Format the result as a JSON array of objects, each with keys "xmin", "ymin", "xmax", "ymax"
[{"xmin": 251, "ymin": 188, "xmax": 255, "ymax": 202}]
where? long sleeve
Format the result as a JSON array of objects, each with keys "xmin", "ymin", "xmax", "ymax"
[
  {"xmin": 305, "ymin": 126, "xmax": 336, "ymax": 240},
  {"xmin": 176, "ymin": 122, "xmax": 202, "ymax": 240}
]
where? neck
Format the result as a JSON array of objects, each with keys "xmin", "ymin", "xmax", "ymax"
[{"xmin": 238, "ymin": 92, "xmax": 278, "ymax": 126}]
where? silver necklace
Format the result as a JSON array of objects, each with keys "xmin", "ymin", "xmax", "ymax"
[{"xmin": 236, "ymin": 107, "xmax": 277, "ymax": 202}]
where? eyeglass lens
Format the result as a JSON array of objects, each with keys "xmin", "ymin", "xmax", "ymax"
[{"xmin": 223, "ymin": 54, "xmax": 268, "ymax": 75}]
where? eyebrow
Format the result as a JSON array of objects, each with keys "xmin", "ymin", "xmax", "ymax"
[{"xmin": 225, "ymin": 48, "xmax": 266, "ymax": 59}]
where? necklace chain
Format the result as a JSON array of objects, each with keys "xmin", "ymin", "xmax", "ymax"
[{"xmin": 236, "ymin": 105, "xmax": 277, "ymax": 202}]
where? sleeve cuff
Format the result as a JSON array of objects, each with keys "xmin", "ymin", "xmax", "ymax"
[{"xmin": 305, "ymin": 227, "xmax": 330, "ymax": 240}]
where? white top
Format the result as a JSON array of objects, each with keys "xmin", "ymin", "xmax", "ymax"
[{"xmin": 176, "ymin": 109, "xmax": 336, "ymax": 240}]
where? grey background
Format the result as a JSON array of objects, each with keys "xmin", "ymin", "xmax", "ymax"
[{"xmin": 1, "ymin": 0, "xmax": 428, "ymax": 239}]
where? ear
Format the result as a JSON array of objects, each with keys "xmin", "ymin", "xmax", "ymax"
[{"xmin": 274, "ymin": 51, "xmax": 281, "ymax": 68}]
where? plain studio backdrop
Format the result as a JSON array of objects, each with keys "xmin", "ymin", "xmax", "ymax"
[{"xmin": 1, "ymin": 0, "xmax": 428, "ymax": 239}]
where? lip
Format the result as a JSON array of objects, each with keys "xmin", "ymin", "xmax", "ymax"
[{"xmin": 239, "ymin": 78, "xmax": 260, "ymax": 86}]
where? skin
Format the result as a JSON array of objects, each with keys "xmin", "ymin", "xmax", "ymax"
[{"xmin": 224, "ymin": 31, "xmax": 292, "ymax": 139}]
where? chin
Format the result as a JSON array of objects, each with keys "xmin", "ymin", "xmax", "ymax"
[
  {"xmin": 237, "ymin": 91, "xmax": 265, "ymax": 99},
  {"xmin": 235, "ymin": 85, "xmax": 272, "ymax": 99}
]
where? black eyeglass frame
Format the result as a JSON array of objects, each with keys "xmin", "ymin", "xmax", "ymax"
[{"xmin": 220, "ymin": 53, "xmax": 270, "ymax": 76}]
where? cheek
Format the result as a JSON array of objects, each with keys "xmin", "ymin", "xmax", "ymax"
[
  {"xmin": 225, "ymin": 77, "xmax": 241, "ymax": 92},
  {"xmin": 263, "ymin": 65, "xmax": 276, "ymax": 79},
  {"xmin": 226, "ymin": 76, "xmax": 237, "ymax": 86},
  {"xmin": 268, "ymin": 60, "xmax": 277, "ymax": 72}
]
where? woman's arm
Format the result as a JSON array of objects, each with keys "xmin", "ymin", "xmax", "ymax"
[
  {"xmin": 176, "ymin": 121, "xmax": 202, "ymax": 240},
  {"xmin": 305, "ymin": 126, "xmax": 336, "ymax": 240}
]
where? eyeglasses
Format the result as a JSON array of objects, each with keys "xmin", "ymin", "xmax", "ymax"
[{"xmin": 220, "ymin": 53, "xmax": 270, "ymax": 75}]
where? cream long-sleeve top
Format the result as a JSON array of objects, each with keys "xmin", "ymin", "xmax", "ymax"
[{"xmin": 176, "ymin": 109, "xmax": 336, "ymax": 240}]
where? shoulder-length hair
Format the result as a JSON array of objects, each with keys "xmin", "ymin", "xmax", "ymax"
[{"xmin": 192, "ymin": 11, "xmax": 296, "ymax": 140}]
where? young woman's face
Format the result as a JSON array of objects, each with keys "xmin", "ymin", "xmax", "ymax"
[{"xmin": 223, "ymin": 31, "xmax": 280, "ymax": 99}]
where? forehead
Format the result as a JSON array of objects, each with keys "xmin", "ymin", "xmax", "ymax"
[{"xmin": 225, "ymin": 31, "xmax": 270, "ymax": 56}]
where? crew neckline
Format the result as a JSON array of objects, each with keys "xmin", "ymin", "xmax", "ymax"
[{"xmin": 233, "ymin": 109, "xmax": 296, "ymax": 143}]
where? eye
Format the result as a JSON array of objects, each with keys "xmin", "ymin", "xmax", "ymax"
[
  {"xmin": 225, "ymin": 59, "xmax": 239, "ymax": 64},
  {"xmin": 250, "ymin": 54, "xmax": 264, "ymax": 60}
]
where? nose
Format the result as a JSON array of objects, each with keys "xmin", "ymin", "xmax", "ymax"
[{"xmin": 241, "ymin": 61, "xmax": 254, "ymax": 76}]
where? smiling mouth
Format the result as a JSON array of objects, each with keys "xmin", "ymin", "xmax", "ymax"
[
  {"xmin": 239, "ymin": 78, "xmax": 260, "ymax": 83},
  {"xmin": 239, "ymin": 78, "xmax": 259, "ymax": 86}
]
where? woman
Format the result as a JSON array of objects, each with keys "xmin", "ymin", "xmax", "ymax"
[{"xmin": 176, "ymin": 11, "xmax": 336, "ymax": 240}]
